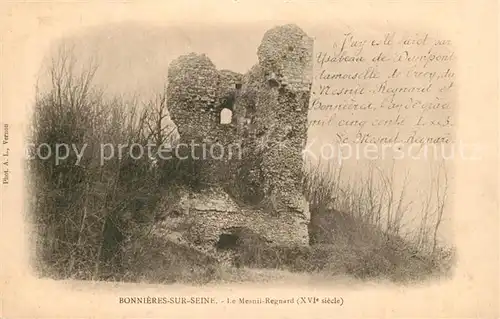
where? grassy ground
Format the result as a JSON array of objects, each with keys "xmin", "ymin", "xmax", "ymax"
[
  {"xmin": 106, "ymin": 159, "xmax": 455, "ymax": 286},
  {"xmin": 112, "ymin": 209, "xmax": 454, "ymax": 286},
  {"xmin": 33, "ymin": 164, "xmax": 455, "ymax": 286}
]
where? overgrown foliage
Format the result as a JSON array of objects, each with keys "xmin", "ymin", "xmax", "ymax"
[
  {"xmin": 301, "ymin": 159, "xmax": 455, "ymax": 282},
  {"xmin": 29, "ymin": 44, "xmax": 175, "ymax": 280}
]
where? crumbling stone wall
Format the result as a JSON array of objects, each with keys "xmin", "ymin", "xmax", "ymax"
[
  {"xmin": 232, "ymin": 24, "xmax": 313, "ymax": 215},
  {"xmin": 154, "ymin": 187, "xmax": 309, "ymax": 263},
  {"xmin": 167, "ymin": 53, "xmax": 222, "ymax": 141},
  {"xmin": 163, "ymin": 24, "xmax": 314, "ymax": 255},
  {"xmin": 166, "ymin": 54, "xmax": 242, "ymax": 185}
]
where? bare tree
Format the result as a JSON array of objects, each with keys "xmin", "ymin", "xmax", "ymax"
[
  {"xmin": 142, "ymin": 91, "xmax": 176, "ymax": 148},
  {"xmin": 30, "ymin": 41, "xmax": 167, "ymax": 280},
  {"xmin": 432, "ymin": 160, "xmax": 449, "ymax": 254}
]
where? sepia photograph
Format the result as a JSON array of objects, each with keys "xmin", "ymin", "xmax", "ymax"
[
  {"xmin": 0, "ymin": 1, "xmax": 498, "ymax": 318},
  {"xmin": 28, "ymin": 22, "xmax": 456, "ymax": 285}
]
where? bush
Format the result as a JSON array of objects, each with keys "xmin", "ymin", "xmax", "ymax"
[
  {"xmin": 301, "ymin": 158, "xmax": 455, "ymax": 283},
  {"xmin": 121, "ymin": 231, "xmax": 220, "ymax": 285}
]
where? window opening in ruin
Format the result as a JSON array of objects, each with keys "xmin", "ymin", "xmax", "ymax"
[
  {"xmin": 215, "ymin": 233, "xmax": 240, "ymax": 250},
  {"xmin": 268, "ymin": 78, "xmax": 280, "ymax": 88},
  {"xmin": 220, "ymin": 108, "xmax": 233, "ymax": 124}
]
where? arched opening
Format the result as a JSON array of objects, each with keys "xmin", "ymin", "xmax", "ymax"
[
  {"xmin": 215, "ymin": 233, "xmax": 240, "ymax": 250},
  {"xmin": 220, "ymin": 108, "xmax": 233, "ymax": 124}
]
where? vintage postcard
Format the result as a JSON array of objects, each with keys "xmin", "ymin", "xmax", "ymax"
[{"xmin": 0, "ymin": 1, "xmax": 498, "ymax": 318}]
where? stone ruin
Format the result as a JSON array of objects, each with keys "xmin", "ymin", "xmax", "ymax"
[{"xmin": 154, "ymin": 24, "xmax": 314, "ymax": 264}]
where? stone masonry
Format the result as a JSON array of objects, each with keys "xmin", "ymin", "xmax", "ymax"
[{"xmin": 159, "ymin": 24, "xmax": 314, "ymax": 262}]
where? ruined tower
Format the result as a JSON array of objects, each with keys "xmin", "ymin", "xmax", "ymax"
[{"xmin": 161, "ymin": 24, "xmax": 314, "ymax": 260}]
